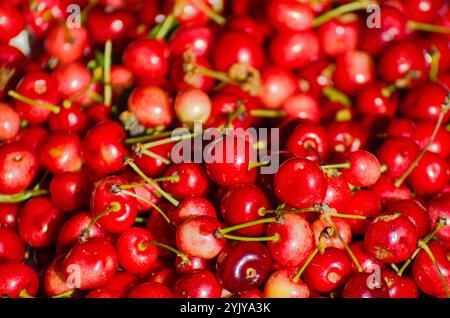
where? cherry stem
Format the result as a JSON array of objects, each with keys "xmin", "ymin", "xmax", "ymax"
[
  {"xmin": 259, "ymin": 207, "xmax": 318, "ymax": 216},
  {"xmin": 248, "ymin": 161, "xmax": 270, "ymax": 170},
  {"xmin": 125, "ymin": 131, "xmax": 174, "ymax": 144},
  {"xmin": 420, "ymin": 242, "xmax": 449, "ymax": 298},
  {"xmin": 321, "ymin": 162, "xmax": 351, "ymax": 170},
  {"xmin": 381, "ymin": 84, "xmax": 397, "ymax": 98},
  {"xmin": 19, "ymin": 290, "xmax": 34, "ymax": 298},
  {"xmin": 155, "ymin": 14, "xmax": 176, "ymax": 40},
  {"xmin": 8, "ymin": 90, "xmax": 60, "ymax": 114},
  {"xmin": 120, "ymin": 189, "xmax": 171, "ymax": 224},
  {"xmin": 52, "ymin": 289, "xmax": 76, "ymax": 298},
  {"xmin": 82, "ymin": 202, "xmax": 121, "ymax": 235},
  {"xmin": 408, "ymin": 21, "xmax": 450, "ymax": 34},
  {"xmin": 139, "ymin": 240, "xmax": 190, "ymax": 265},
  {"xmin": 87, "ymin": 91, "xmax": 104, "ymax": 103},
  {"xmin": 80, "ymin": 0, "xmax": 97, "ymax": 23},
  {"xmin": 322, "ymin": 87, "xmax": 352, "ymax": 107},
  {"xmin": 134, "ymin": 217, "xmax": 147, "ymax": 223},
  {"xmin": 333, "ymin": 213, "xmax": 367, "ymax": 220},
  {"xmin": 217, "ymin": 217, "xmax": 279, "ymax": 236},
  {"xmin": 292, "ymin": 247, "xmax": 319, "ymax": 283},
  {"xmin": 220, "ymin": 233, "xmax": 280, "ymax": 242},
  {"xmin": 57, "ymin": 18, "xmax": 75, "ymax": 44},
  {"xmin": 141, "ymin": 132, "xmax": 199, "ymax": 150},
  {"xmin": 191, "ymin": 0, "xmax": 226, "ymax": 25},
  {"xmin": 0, "ymin": 189, "xmax": 48, "ymax": 203},
  {"xmin": 124, "ymin": 157, "xmax": 180, "ymax": 207},
  {"xmin": 395, "ymin": 97, "xmax": 450, "ymax": 188},
  {"xmin": 312, "ymin": 1, "xmax": 375, "ymax": 28},
  {"xmin": 104, "ymin": 40, "xmax": 113, "ymax": 107},
  {"xmin": 138, "ymin": 147, "xmax": 171, "ymax": 165},
  {"xmin": 194, "ymin": 66, "xmax": 234, "ymax": 84},
  {"xmin": 249, "ymin": 109, "xmax": 287, "ymax": 118},
  {"xmin": 323, "ymin": 214, "xmax": 363, "ymax": 272},
  {"xmin": 64, "ymin": 75, "xmax": 97, "ymax": 107},
  {"xmin": 429, "ymin": 46, "xmax": 440, "ymax": 82}
]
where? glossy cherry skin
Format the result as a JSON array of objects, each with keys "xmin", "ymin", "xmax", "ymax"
[
  {"xmin": 312, "ymin": 216, "xmax": 352, "ymax": 250},
  {"xmin": 133, "ymin": 142, "xmax": 173, "ymax": 178},
  {"xmin": 371, "ymin": 175, "xmax": 412, "ymax": 206},
  {"xmin": 304, "ymin": 247, "xmax": 353, "ymax": 294},
  {"xmin": 343, "ymin": 272, "xmax": 389, "ymax": 298},
  {"xmin": 269, "ymin": 31, "xmax": 320, "ymax": 70},
  {"xmin": 0, "ymin": 228, "xmax": 24, "ymax": 262},
  {"xmin": 49, "ymin": 171, "xmax": 91, "ymax": 213},
  {"xmin": 226, "ymin": 15, "xmax": 268, "ymax": 44},
  {"xmin": 286, "ymin": 123, "xmax": 329, "ymax": 163},
  {"xmin": 81, "ymin": 120, "xmax": 130, "ymax": 175},
  {"xmin": 342, "ymin": 150, "xmax": 381, "ymax": 187},
  {"xmin": 129, "ymin": 282, "xmax": 173, "ymax": 298},
  {"xmin": 53, "ymin": 62, "xmax": 91, "ymax": 100},
  {"xmin": 56, "ymin": 211, "xmax": 105, "ymax": 253},
  {"xmin": 384, "ymin": 199, "xmax": 430, "ymax": 238},
  {"xmin": 45, "ymin": 25, "xmax": 89, "ymax": 65},
  {"xmin": 162, "ymin": 163, "xmax": 210, "ymax": 199},
  {"xmin": 345, "ymin": 190, "xmax": 381, "ymax": 235},
  {"xmin": 318, "ymin": 15, "xmax": 359, "ymax": 57},
  {"xmin": 382, "ymin": 269, "xmax": 418, "ymax": 298},
  {"xmin": 176, "ymin": 216, "xmax": 225, "ymax": 260},
  {"xmin": 406, "ymin": 0, "xmax": 446, "ymax": 23},
  {"xmin": 175, "ymin": 254, "xmax": 211, "ymax": 275},
  {"xmin": 274, "ymin": 157, "xmax": 327, "ymax": 208},
  {"xmin": 90, "ymin": 175, "xmax": 138, "ymax": 233},
  {"xmin": 146, "ymin": 203, "xmax": 176, "ymax": 259},
  {"xmin": 122, "ymin": 173, "xmax": 160, "ymax": 213},
  {"xmin": 0, "ymin": 262, "xmax": 39, "ymax": 298},
  {"xmin": 205, "ymin": 135, "xmax": 258, "ymax": 187},
  {"xmin": 258, "ymin": 66, "xmax": 298, "ymax": 109},
  {"xmin": 170, "ymin": 197, "xmax": 217, "ymax": 227},
  {"xmin": 364, "ymin": 213, "xmax": 419, "ymax": 264},
  {"xmin": 414, "ymin": 121, "xmax": 450, "ymax": 158},
  {"xmin": 173, "ymin": 270, "xmax": 222, "ymax": 298},
  {"xmin": 48, "ymin": 104, "xmax": 89, "ymax": 135},
  {"xmin": 0, "ymin": 143, "xmax": 38, "ymax": 195},
  {"xmin": 216, "ymin": 241, "xmax": 271, "ymax": 294},
  {"xmin": 87, "ymin": 7, "xmax": 136, "ymax": 43},
  {"xmin": 267, "ymin": 0, "xmax": 313, "ymax": 32},
  {"xmin": 377, "ymin": 137, "xmax": 420, "ymax": 179},
  {"xmin": 263, "ymin": 269, "xmax": 310, "ymax": 298},
  {"xmin": 323, "ymin": 176, "xmax": 352, "ymax": 213},
  {"xmin": 0, "ymin": 103, "xmax": 20, "ymax": 141},
  {"xmin": 326, "ymin": 121, "xmax": 369, "ymax": 158},
  {"xmin": 349, "ymin": 241, "xmax": 384, "ymax": 273},
  {"xmin": 212, "ymin": 31, "xmax": 265, "ymax": 72},
  {"xmin": 412, "ymin": 241, "xmax": 450, "ymax": 297},
  {"xmin": 20, "ymin": 196, "xmax": 61, "ymax": 248},
  {"xmin": 267, "ymin": 214, "xmax": 314, "ymax": 267},
  {"xmin": 221, "ymin": 184, "xmax": 271, "ymax": 237},
  {"xmin": 38, "ymin": 133, "xmax": 83, "ymax": 174},
  {"xmin": 284, "ymin": 93, "xmax": 321, "ymax": 122},
  {"xmin": 0, "ymin": 4, "xmax": 25, "ymax": 41},
  {"xmin": 151, "ymin": 267, "xmax": 179, "ymax": 288},
  {"xmin": 123, "ymin": 39, "xmax": 169, "ymax": 79},
  {"xmin": 116, "ymin": 227, "xmax": 158, "ymax": 274},
  {"xmin": 104, "ymin": 271, "xmax": 139, "ymax": 297},
  {"xmin": 407, "ymin": 151, "xmax": 449, "ymax": 196},
  {"xmin": 170, "ymin": 26, "xmax": 215, "ymax": 58},
  {"xmin": 44, "ymin": 255, "xmax": 73, "ymax": 297},
  {"xmin": 14, "ymin": 126, "xmax": 49, "ymax": 154},
  {"xmin": 356, "ymin": 82, "xmax": 399, "ymax": 118},
  {"xmin": 428, "ymin": 194, "xmax": 450, "ymax": 242},
  {"xmin": 62, "ymin": 238, "xmax": 118, "ymax": 290},
  {"xmin": 0, "ymin": 203, "xmax": 20, "ymax": 229}
]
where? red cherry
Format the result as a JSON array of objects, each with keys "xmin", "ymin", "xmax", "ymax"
[
  {"xmin": 267, "ymin": 0, "xmax": 313, "ymax": 32},
  {"xmin": 86, "ymin": 288, "xmax": 120, "ymax": 298},
  {"xmin": 345, "ymin": 190, "xmax": 381, "ymax": 235},
  {"xmin": 303, "ymin": 247, "xmax": 353, "ymax": 294},
  {"xmin": 370, "ymin": 175, "xmax": 412, "ymax": 205},
  {"xmin": 50, "ymin": 171, "xmax": 91, "ymax": 213},
  {"xmin": 258, "ymin": 66, "xmax": 298, "ymax": 110},
  {"xmin": 0, "ymin": 103, "xmax": 20, "ymax": 141},
  {"xmin": 129, "ymin": 282, "xmax": 173, "ymax": 298},
  {"xmin": 48, "ymin": 104, "xmax": 89, "ymax": 135},
  {"xmin": 38, "ymin": 133, "xmax": 83, "ymax": 174},
  {"xmin": 312, "ymin": 216, "xmax": 352, "ymax": 250},
  {"xmin": 226, "ymin": 16, "xmax": 268, "ymax": 44},
  {"xmin": 0, "ymin": 143, "xmax": 38, "ymax": 194},
  {"xmin": 0, "ymin": 262, "xmax": 39, "ymax": 298},
  {"xmin": 356, "ymin": 82, "xmax": 399, "ymax": 118},
  {"xmin": 341, "ymin": 150, "xmax": 381, "ymax": 187},
  {"xmin": 44, "ymin": 255, "xmax": 73, "ymax": 297},
  {"xmin": 428, "ymin": 194, "xmax": 450, "ymax": 242},
  {"xmin": 414, "ymin": 120, "xmax": 450, "ymax": 158},
  {"xmin": 176, "ymin": 216, "xmax": 225, "ymax": 260},
  {"xmin": 0, "ymin": 203, "xmax": 20, "ymax": 229},
  {"xmin": 122, "ymin": 173, "xmax": 161, "ymax": 213},
  {"xmin": 104, "ymin": 271, "xmax": 139, "ymax": 297},
  {"xmin": 170, "ymin": 197, "xmax": 217, "ymax": 227},
  {"xmin": 170, "ymin": 56, "xmax": 216, "ymax": 93},
  {"xmin": 170, "ymin": 26, "xmax": 214, "ymax": 57},
  {"xmin": 323, "ymin": 176, "xmax": 352, "ymax": 213},
  {"xmin": 221, "ymin": 184, "xmax": 271, "ymax": 237},
  {"xmin": 146, "ymin": 203, "xmax": 176, "ymax": 258},
  {"xmin": 13, "ymin": 126, "xmax": 49, "ymax": 153},
  {"xmin": 406, "ymin": 0, "xmax": 445, "ymax": 23},
  {"xmin": 382, "ymin": 268, "xmax": 419, "ymax": 298},
  {"xmin": 364, "ymin": 213, "xmax": 419, "ymax": 263},
  {"xmin": 162, "ymin": 163, "xmax": 211, "ymax": 199},
  {"xmin": 82, "ymin": 120, "xmax": 129, "ymax": 175},
  {"xmin": 53, "ymin": 62, "xmax": 91, "ymax": 100},
  {"xmin": 286, "ymin": 123, "xmax": 329, "ymax": 163},
  {"xmin": 45, "ymin": 25, "xmax": 89, "ymax": 64},
  {"xmin": 87, "ymin": 7, "xmax": 136, "ymax": 43},
  {"xmin": 274, "ymin": 157, "xmax": 327, "ymax": 208},
  {"xmin": 123, "ymin": 39, "xmax": 170, "ymax": 78},
  {"xmin": 349, "ymin": 241, "xmax": 384, "ymax": 273},
  {"xmin": 132, "ymin": 142, "xmax": 172, "ymax": 178},
  {"xmin": 173, "ymin": 270, "xmax": 222, "ymax": 298},
  {"xmin": 378, "ymin": 137, "xmax": 420, "ymax": 179},
  {"xmin": 62, "ymin": 238, "xmax": 118, "ymax": 290},
  {"xmin": 0, "ymin": 4, "xmax": 25, "ymax": 41},
  {"xmin": 110, "ymin": 65, "xmax": 134, "ymax": 92},
  {"xmin": 263, "ymin": 269, "xmax": 310, "ymax": 298},
  {"xmin": 385, "ymin": 199, "xmax": 430, "ymax": 238},
  {"xmin": 326, "ymin": 121, "xmax": 369, "ymax": 158},
  {"xmin": 216, "ymin": 241, "xmax": 272, "ymax": 293},
  {"xmin": 151, "ymin": 267, "xmax": 178, "ymax": 289},
  {"xmin": 240, "ymin": 289, "xmax": 263, "ymax": 298},
  {"xmin": 343, "ymin": 272, "xmax": 389, "ymax": 298},
  {"xmin": 267, "ymin": 214, "xmax": 314, "ymax": 267},
  {"xmin": 386, "ymin": 118, "xmax": 416, "ymax": 139},
  {"xmin": 0, "ymin": 228, "xmax": 24, "ymax": 262},
  {"xmin": 407, "ymin": 152, "xmax": 449, "ymax": 196},
  {"xmin": 318, "ymin": 15, "xmax": 359, "ymax": 57}
]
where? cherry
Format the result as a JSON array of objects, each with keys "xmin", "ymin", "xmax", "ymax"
[
  {"xmin": 53, "ymin": 62, "xmax": 91, "ymax": 101},
  {"xmin": 122, "ymin": 173, "xmax": 161, "ymax": 213},
  {"xmin": 0, "ymin": 228, "xmax": 24, "ymax": 262},
  {"xmin": 258, "ymin": 66, "xmax": 298, "ymax": 110},
  {"xmin": 412, "ymin": 241, "xmax": 450, "ymax": 297},
  {"xmin": 86, "ymin": 288, "xmax": 120, "ymax": 298},
  {"xmin": 0, "ymin": 143, "xmax": 38, "ymax": 195},
  {"xmin": 345, "ymin": 190, "xmax": 381, "ymax": 235},
  {"xmin": 0, "ymin": 103, "xmax": 20, "ymax": 141},
  {"xmin": 170, "ymin": 197, "xmax": 217, "ymax": 227},
  {"xmin": 263, "ymin": 269, "xmax": 310, "ymax": 298},
  {"xmin": 414, "ymin": 120, "xmax": 450, "ymax": 158},
  {"xmin": 384, "ymin": 199, "xmax": 430, "ymax": 238},
  {"xmin": 274, "ymin": 157, "xmax": 327, "ymax": 208},
  {"xmin": 57, "ymin": 211, "xmax": 106, "ymax": 253},
  {"xmin": 212, "ymin": 31, "xmax": 265, "ymax": 72},
  {"xmin": 133, "ymin": 142, "xmax": 173, "ymax": 178},
  {"xmin": 386, "ymin": 118, "xmax": 416, "ymax": 139},
  {"xmin": 173, "ymin": 270, "xmax": 222, "ymax": 298},
  {"xmin": 18, "ymin": 197, "xmax": 64, "ymax": 248},
  {"xmin": 146, "ymin": 203, "xmax": 176, "ymax": 258},
  {"xmin": 406, "ymin": 0, "xmax": 446, "ymax": 23},
  {"xmin": 82, "ymin": 120, "xmax": 130, "ymax": 175},
  {"xmin": 349, "ymin": 241, "xmax": 384, "ymax": 274},
  {"xmin": 116, "ymin": 227, "xmax": 158, "ymax": 274},
  {"xmin": 364, "ymin": 213, "xmax": 419, "ymax": 263},
  {"xmin": 323, "ymin": 176, "xmax": 352, "ymax": 213},
  {"xmin": 269, "ymin": 31, "xmax": 320, "ymax": 70},
  {"xmin": 87, "ymin": 7, "xmax": 136, "ymax": 43},
  {"xmin": 312, "ymin": 216, "xmax": 352, "ymax": 251},
  {"xmin": 48, "ymin": 104, "xmax": 89, "ymax": 135},
  {"xmin": 104, "ymin": 271, "xmax": 139, "ymax": 297},
  {"xmin": 176, "ymin": 216, "xmax": 225, "ymax": 260},
  {"xmin": 128, "ymin": 86, "xmax": 174, "ymax": 128},
  {"xmin": 62, "ymin": 237, "xmax": 118, "ymax": 290},
  {"xmin": 170, "ymin": 26, "xmax": 215, "ymax": 58},
  {"xmin": 175, "ymin": 254, "xmax": 211, "ymax": 275},
  {"xmin": 341, "ymin": 150, "xmax": 381, "ymax": 187},
  {"xmin": 44, "ymin": 255, "xmax": 73, "ymax": 297},
  {"xmin": 356, "ymin": 82, "xmax": 399, "ymax": 118},
  {"xmin": 0, "ymin": 4, "xmax": 25, "ymax": 42},
  {"xmin": 49, "ymin": 171, "xmax": 91, "ymax": 213},
  {"xmin": 45, "ymin": 25, "xmax": 89, "ymax": 65},
  {"xmin": 90, "ymin": 175, "xmax": 138, "ymax": 233},
  {"xmin": 267, "ymin": 214, "xmax": 314, "ymax": 267},
  {"xmin": 267, "ymin": 0, "xmax": 313, "ymax": 32},
  {"xmin": 303, "ymin": 247, "xmax": 353, "ymax": 294},
  {"xmin": 216, "ymin": 241, "xmax": 272, "ymax": 294},
  {"xmin": 162, "ymin": 163, "xmax": 211, "ymax": 199},
  {"xmin": 129, "ymin": 282, "xmax": 173, "ymax": 298},
  {"xmin": 318, "ymin": 15, "xmax": 359, "ymax": 57},
  {"xmin": 151, "ymin": 267, "xmax": 179, "ymax": 288},
  {"xmin": 343, "ymin": 272, "xmax": 389, "ymax": 298},
  {"xmin": 205, "ymin": 135, "xmax": 258, "ymax": 187},
  {"xmin": 428, "ymin": 194, "xmax": 450, "ymax": 242},
  {"xmin": 38, "ymin": 132, "xmax": 83, "ymax": 174},
  {"xmin": 110, "ymin": 65, "xmax": 135, "ymax": 92},
  {"xmin": 174, "ymin": 88, "xmax": 212, "ymax": 125},
  {"xmin": 226, "ymin": 16, "xmax": 268, "ymax": 44},
  {"xmin": 285, "ymin": 123, "xmax": 329, "ymax": 163},
  {"xmin": 378, "ymin": 137, "xmax": 420, "ymax": 179},
  {"xmin": 170, "ymin": 56, "xmax": 216, "ymax": 93},
  {"xmin": 0, "ymin": 262, "xmax": 39, "ymax": 298},
  {"xmin": 0, "ymin": 203, "xmax": 20, "ymax": 229},
  {"xmin": 326, "ymin": 121, "xmax": 369, "ymax": 158},
  {"xmin": 370, "ymin": 175, "xmax": 412, "ymax": 205},
  {"xmin": 382, "ymin": 268, "xmax": 419, "ymax": 298}
]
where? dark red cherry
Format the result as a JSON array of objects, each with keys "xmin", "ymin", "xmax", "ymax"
[
  {"xmin": 382, "ymin": 269, "xmax": 419, "ymax": 298},
  {"xmin": 146, "ymin": 203, "xmax": 176, "ymax": 259},
  {"xmin": 216, "ymin": 241, "xmax": 272, "ymax": 294},
  {"xmin": 170, "ymin": 26, "xmax": 214, "ymax": 57},
  {"xmin": 386, "ymin": 118, "xmax": 416, "ymax": 139},
  {"xmin": 50, "ymin": 171, "xmax": 91, "ymax": 213},
  {"xmin": 240, "ymin": 289, "xmax": 263, "ymax": 298},
  {"xmin": 274, "ymin": 157, "xmax": 327, "ymax": 208},
  {"xmin": 173, "ymin": 270, "xmax": 222, "ymax": 298},
  {"xmin": 0, "ymin": 143, "xmax": 38, "ymax": 194},
  {"xmin": 104, "ymin": 271, "xmax": 139, "ymax": 297},
  {"xmin": 162, "ymin": 163, "xmax": 211, "ymax": 199},
  {"xmin": 267, "ymin": 214, "xmax": 314, "ymax": 267},
  {"xmin": 129, "ymin": 282, "xmax": 172, "ymax": 298},
  {"xmin": 263, "ymin": 269, "xmax": 310, "ymax": 298},
  {"xmin": 385, "ymin": 199, "xmax": 430, "ymax": 238},
  {"xmin": 428, "ymin": 194, "xmax": 450, "ymax": 242},
  {"xmin": 285, "ymin": 123, "xmax": 329, "ymax": 163},
  {"xmin": 303, "ymin": 247, "xmax": 353, "ymax": 294},
  {"xmin": 82, "ymin": 120, "xmax": 130, "ymax": 175},
  {"xmin": 364, "ymin": 213, "xmax": 419, "ymax": 263},
  {"xmin": 342, "ymin": 150, "xmax": 381, "ymax": 187},
  {"xmin": 0, "ymin": 4, "xmax": 25, "ymax": 41},
  {"xmin": 0, "ymin": 103, "xmax": 20, "ymax": 141},
  {"xmin": 87, "ymin": 7, "xmax": 136, "ymax": 43},
  {"xmin": 170, "ymin": 197, "xmax": 217, "ymax": 227},
  {"xmin": 38, "ymin": 133, "xmax": 83, "ymax": 174},
  {"xmin": 0, "ymin": 203, "xmax": 20, "ymax": 229},
  {"xmin": 176, "ymin": 216, "xmax": 225, "ymax": 260},
  {"xmin": 258, "ymin": 66, "xmax": 298, "ymax": 110},
  {"xmin": 221, "ymin": 184, "xmax": 271, "ymax": 237},
  {"xmin": 343, "ymin": 272, "xmax": 389, "ymax": 298},
  {"xmin": 267, "ymin": 0, "xmax": 313, "ymax": 32},
  {"xmin": 0, "ymin": 262, "xmax": 39, "ymax": 298},
  {"xmin": 349, "ymin": 241, "xmax": 384, "ymax": 273},
  {"xmin": 0, "ymin": 228, "xmax": 24, "ymax": 262},
  {"xmin": 90, "ymin": 175, "xmax": 138, "ymax": 233},
  {"xmin": 45, "ymin": 25, "xmax": 89, "ymax": 65},
  {"xmin": 212, "ymin": 31, "xmax": 265, "ymax": 72},
  {"xmin": 323, "ymin": 176, "xmax": 352, "ymax": 213},
  {"xmin": 149, "ymin": 268, "xmax": 178, "ymax": 289},
  {"xmin": 62, "ymin": 238, "xmax": 118, "ymax": 290},
  {"xmin": 378, "ymin": 137, "xmax": 420, "ymax": 179},
  {"xmin": 18, "ymin": 197, "xmax": 64, "ymax": 248},
  {"xmin": 346, "ymin": 190, "xmax": 381, "ymax": 235}
]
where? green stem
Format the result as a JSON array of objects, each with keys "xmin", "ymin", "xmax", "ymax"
[
  {"xmin": 217, "ymin": 217, "xmax": 278, "ymax": 235},
  {"xmin": 195, "ymin": 66, "xmax": 234, "ymax": 83},
  {"xmin": 420, "ymin": 242, "xmax": 449, "ymax": 298},
  {"xmin": 19, "ymin": 290, "xmax": 34, "ymax": 298},
  {"xmin": 259, "ymin": 207, "xmax": 318, "ymax": 216},
  {"xmin": 82, "ymin": 203, "xmax": 121, "ymax": 235},
  {"xmin": 322, "ymin": 87, "xmax": 352, "ymax": 107},
  {"xmin": 0, "ymin": 189, "xmax": 48, "ymax": 203},
  {"xmin": 221, "ymin": 233, "xmax": 280, "ymax": 242},
  {"xmin": 292, "ymin": 247, "xmax": 319, "ymax": 283},
  {"xmin": 125, "ymin": 131, "xmax": 174, "ymax": 144},
  {"xmin": 134, "ymin": 217, "xmax": 147, "ymax": 223},
  {"xmin": 141, "ymin": 240, "xmax": 190, "ymax": 265},
  {"xmin": 52, "ymin": 289, "xmax": 76, "ymax": 298},
  {"xmin": 429, "ymin": 46, "xmax": 441, "ymax": 82},
  {"xmin": 121, "ymin": 190, "xmax": 171, "ymax": 224},
  {"xmin": 191, "ymin": 0, "xmax": 226, "ymax": 25},
  {"xmin": 104, "ymin": 40, "xmax": 113, "ymax": 107},
  {"xmin": 8, "ymin": 90, "xmax": 60, "ymax": 114},
  {"xmin": 141, "ymin": 132, "xmax": 198, "ymax": 150},
  {"xmin": 155, "ymin": 14, "xmax": 176, "ymax": 40},
  {"xmin": 312, "ymin": 1, "xmax": 375, "ymax": 28},
  {"xmin": 250, "ymin": 109, "xmax": 287, "ymax": 118},
  {"xmin": 321, "ymin": 162, "xmax": 351, "ymax": 170},
  {"xmin": 408, "ymin": 21, "xmax": 450, "ymax": 34},
  {"xmin": 139, "ymin": 148, "xmax": 171, "ymax": 165}
]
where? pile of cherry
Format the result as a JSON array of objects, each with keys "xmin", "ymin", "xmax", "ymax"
[{"xmin": 0, "ymin": 0, "xmax": 450, "ymax": 299}]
